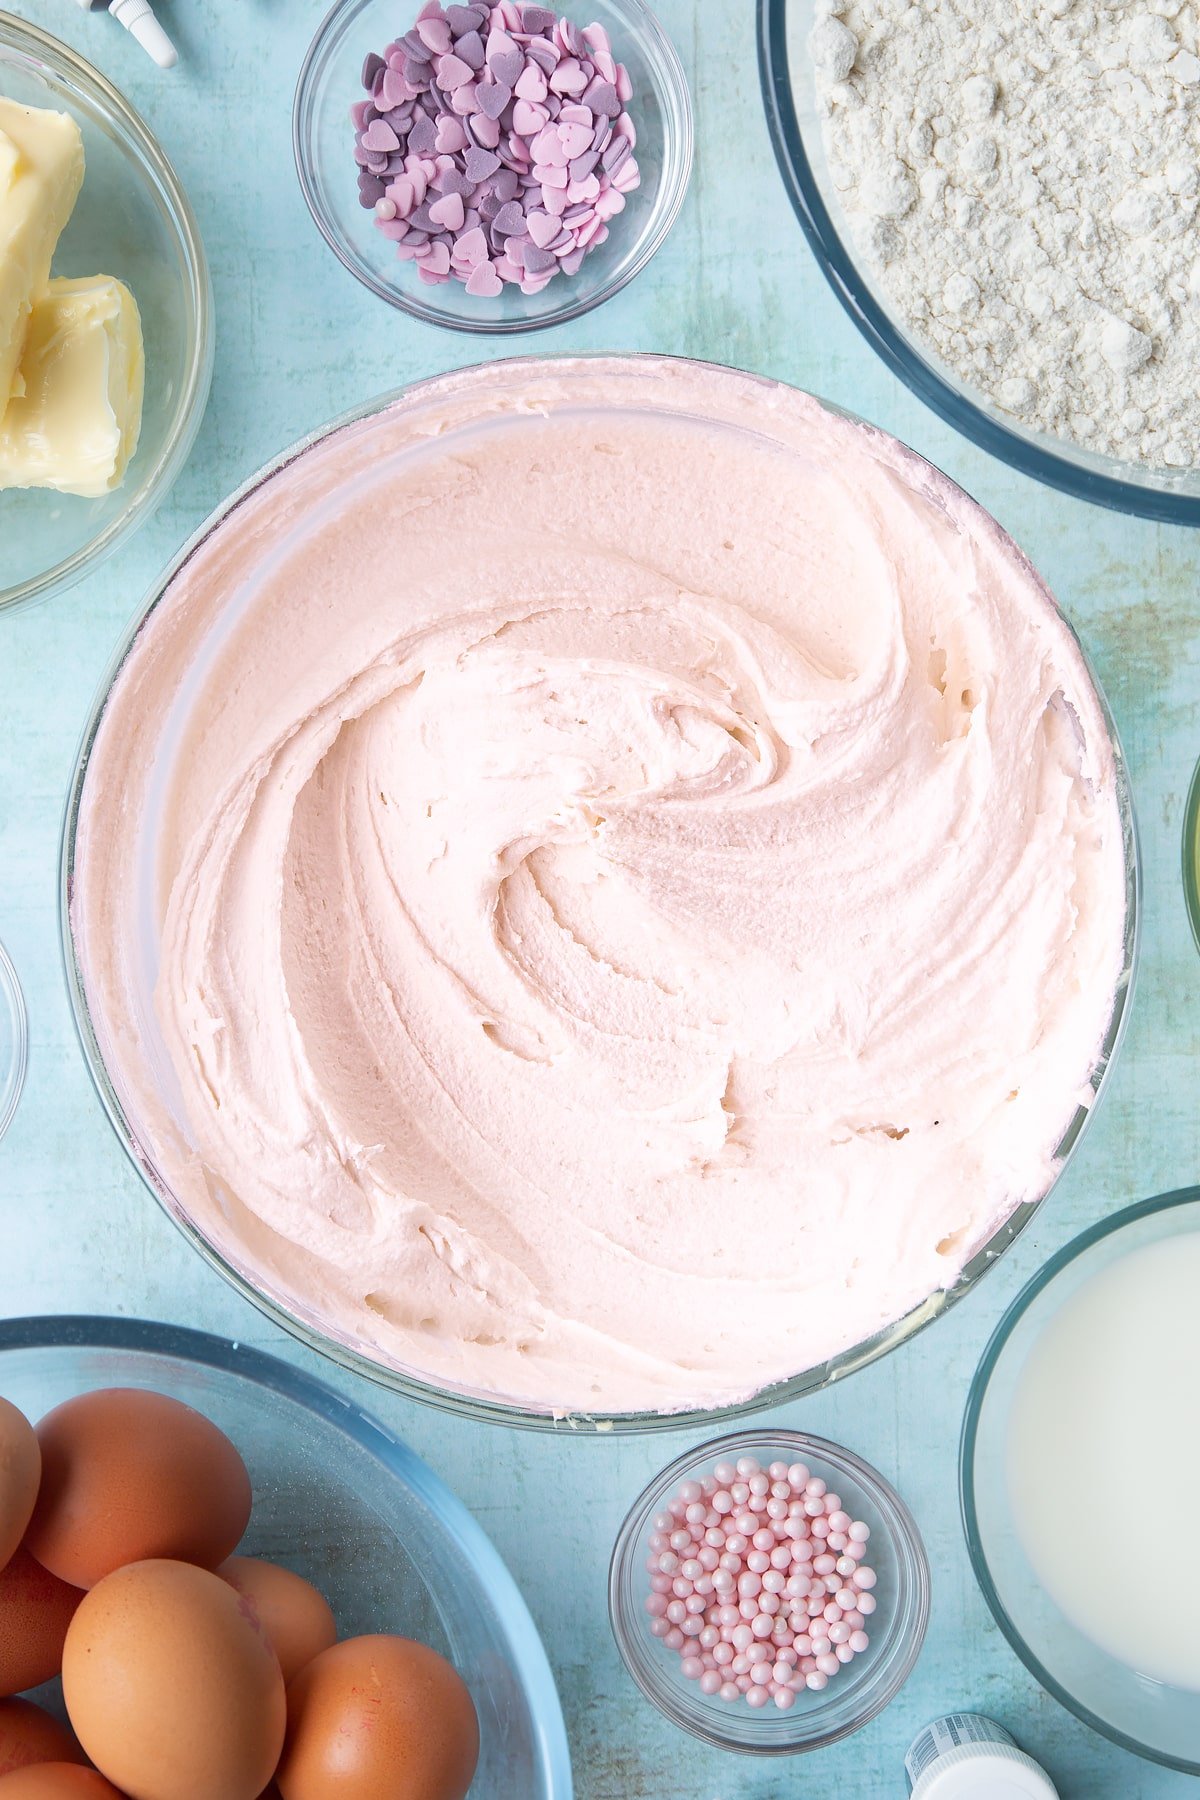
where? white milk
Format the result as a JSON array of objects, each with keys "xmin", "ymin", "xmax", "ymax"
[{"xmin": 1007, "ymin": 1231, "xmax": 1200, "ymax": 1691}]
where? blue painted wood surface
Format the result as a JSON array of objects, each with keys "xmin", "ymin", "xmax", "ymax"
[{"xmin": 1, "ymin": 1, "xmax": 1197, "ymax": 1792}]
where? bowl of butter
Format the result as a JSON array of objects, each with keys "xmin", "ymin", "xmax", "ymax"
[{"xmin": 0, "ymin": 14, "xmax": 211, "ymax": 611}]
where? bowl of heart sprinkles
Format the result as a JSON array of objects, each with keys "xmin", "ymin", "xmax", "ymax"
[{"xmin": 295, "ymin": 0, "xmax": 693, "ymax": 331}]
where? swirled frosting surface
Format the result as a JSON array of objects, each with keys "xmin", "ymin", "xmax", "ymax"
[{"xmin": 73, "ymin": 359, "xmax": 1128, "ymax": 1414}]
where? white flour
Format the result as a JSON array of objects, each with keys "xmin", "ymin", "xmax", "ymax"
[{"xmin": 813, "ymin": 0, "xmax": 1200, "ymax": 467}]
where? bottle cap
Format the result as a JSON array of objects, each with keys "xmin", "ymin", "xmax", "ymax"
[
  {"xmin": 911, "ymin": 1746, "xmax": 1059, "ymax": 1799},
  {"xmin": 108, "ymin": 0, "xmax": 179, "ymax": 68}
]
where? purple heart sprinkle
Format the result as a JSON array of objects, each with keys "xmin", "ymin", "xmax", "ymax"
[
  {"xmin": 489, "ymin": 48, "xmax": 525, "ymax": 86},
  {"xmin": 476, "ymin": 79, "xmax": 512, "ymax": 119},
  {"xmin": 446, "ymin": 2, "xmax": 486, "ymax": 30},
  {"xmin": 464, "ymin": 145, "xmax": 501, "ymax": 181},
  {"xmin": 409, "ymin": 116, "xmax": 438, "ymax": 154},
  {"xmin": 358, "ymin": 173, "xmax": 387, "ymax": 206},
  {"xmin": 362, "ymin": 51, "xmax": 386, "ymax": 90},
  {"xmin": 527, "ymin": 39, "xmax": 560, "ymax": 73},
  {"xmin": 521, "ymin": 4, "xmax": 557, "ymax": 29},
  {"xmin": 569, "ymin": 149, "xmax": 600, "ymax": 182},
  {"xmin": 601, "ymin": 136, "xmax": 630, "ymax": 171},
  {"xmin": 493, "ymin": 199, "xmax": 526, "ymax": 236},
  {"xmin": 563, "ymin": 22, "xmax": 586, "ymax": 57},
  {"xmin": 522, "ymin": 241, "xmax": 558, "ymax": 272},
  {"xmin": 477, "ymin": 190, "xmax": 502, "ymax": 220},
  {"xmin": 494, "ymin": 167, "xmax": 521, "ymax": 202},
  {"xmin": 455, "ymin": 28, "xmax": 485, "ymax": 68},
  {"xmin": 402, "ymin": 30, "xmax": 431, "ymax": 60}
]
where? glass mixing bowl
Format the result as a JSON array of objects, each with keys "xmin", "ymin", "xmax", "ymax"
[
  {"xmin": 1182, "ymin": 754, "xmax": 1200, "ymax": 955},
  {"xmin": 0, "ymin": 1314, "xmax": 573, "ymax": 1797},
  {"xmin": 0, "ymin": 13, "xmax": 212, "ymax": 611},
  {"xmin": 0, "ymin": 937, "xmax": 27, "ymax": 1143},
  {"xmin": 961, "ymin": 1189, "xmax": 1200, "ymax": 1774},
  {"xmin": 758, "ymin": 0, "xmax": 1200, "ymax": 523},
  {"xmin": 61, "ymin": 355, "xmax": 1140, "ymax": 1433},
  {"xmin": 609, "ymin": 1430, "xmax": 929, "ymax": 1754},
  {"xmin": 294, "ymin": 0, "xmax": 692, "ymax": 334}
]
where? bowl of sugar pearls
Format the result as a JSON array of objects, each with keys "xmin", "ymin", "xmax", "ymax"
[
  {"xmin": 609, "ymin": 1431, "xmax": 929, "ymax": 1753},
  {"xmin": 759, "ymin": 0, "xmax": 1200, "ymax": 521},
  {"xmin": 295, "ymin": 0, "xmax": 693, "ymax": 332}
]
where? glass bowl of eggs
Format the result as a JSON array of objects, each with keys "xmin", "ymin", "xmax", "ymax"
[{"xmin": 0, "ymin": 1315, "xmax": 572, "ymax": 1796}]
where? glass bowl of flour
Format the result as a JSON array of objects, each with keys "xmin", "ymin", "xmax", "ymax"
[{"xmin": 760, "ymin": 0, "xmax": 1200, "ymax": 521}]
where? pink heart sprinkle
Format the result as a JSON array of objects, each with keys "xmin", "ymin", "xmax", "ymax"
[
  {"xmin": 526, "ymin": 209, "xmax": 560, "ymax": 248},
  {"xmin": 452, "ymin": 226, "xmax": 489, "ymax": 267},
  {"xmin": 514, "ymin": 64, "xmax": 548, "ymax": 102},
  {"xmin": 435, "ymin": 116, "xmax": 469, "ymax": 154},
  {"xmin": 416, "ymin": 15, "xmax": 452, "ymax": 53},
  {"xmin": 428, "ymin": 191, "xmax": 466, "ymax": 231},
  {"xmin": 558, "ymin": 121, "xmax": 593, "ymax": 159},
  {"xmin": 541, "ymin": 183, "xmax": 568, "ymax": 215},
  {"xmin": 437, "ymin": 52, "xmax": 474, "ymax": 88},
  {"xmin": 362, "ymin": 118, "xmax": 400, "ymax": 153},
  {"xmin": 512, "ymin": 100, "xmax": 549, "ymax": 137},
  {"xmin": 386, "ymin": 175, "xmax": 416, "ymax": 216},
  {"xmin": 465, "ymin": 260, "xmax": 503, "ymax": 296},
  {"xmin": 470, "ymin": 111, "xmax": 502, "ymax": 148},
  {"xmin": 423, "ymin": 239, "xmax": 452, "ymax": 275},
  {"xmin": 550, "ymin": 58, "xmax": 588, "ymax": 96},
  {"xmin": 560, "ymin": 102, "xmax": 593, "ymax": 127},
  {"xmin": 450, "ymin": 81, "xmax": 480, "ymax": 115}
]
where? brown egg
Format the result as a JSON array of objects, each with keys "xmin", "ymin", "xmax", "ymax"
[
  {"xmin": 218, "ymin": 1559, "xmax": 337, "ymax": 1685},
  {"xmin": 0, "ymin": 1402, "xmax": 40, "ymax": 1574},
  {"xmin": 0, "ymin": 1548, "xmax": 83, "ymax": 1695},
  {"xmin": 62, "ymin": 1559, "xmax": 286, "ymax": 1800},
  {"xmin": 0, "ymin": 1768, "xmax": 126, "ymax": 1797},
  {"xmin": 27, "ymin": 1389, "xmax": 252, "ymax": 1588},
  {"xmin": 277, "ymin": 1636, "xmax": 479, "ymax": 1800},
  {"xmin": 0, "ymin": 1701, "xmax": 84, "ymax": 1777}
]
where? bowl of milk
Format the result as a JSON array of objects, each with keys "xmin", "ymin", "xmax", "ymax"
[{"xmin": 961, "ymin": 1188, "xmax": 1200, "ymax": 1773}]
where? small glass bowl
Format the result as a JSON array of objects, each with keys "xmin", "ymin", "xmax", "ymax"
[
  {"xmin": 758, "ymin": 0, "xmax": 1200, "ymax": 522},
  {"xmin": 0, "ymin": 1314, "xmax": 573, "ymax": 1798},
  {"xmin": 961, "ymin": 1188, "xmax": 1200, "ymax": 1774},
  {"xmin": 294, "ymin": 0, "xmax": 692, "ymax": 333},
  {"xmin": 609, "ymin": 1429, "xmax": 929, "ymax": 1754},
  {"xmin": 0, "ymin": 15, "xmax": 213, "ymax": 613},
  {"xmin": 0, "ymin": 938, "xmax": 27, "ymax": 1142},
  {"xmin": 1182, "ymin": 755, "xmax": 1200, "ymax": 954}
]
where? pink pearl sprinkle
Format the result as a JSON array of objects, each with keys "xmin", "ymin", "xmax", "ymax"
[{"xmin": 647, "ymin": 1455, "xmax": 878, "ymax": 1710}]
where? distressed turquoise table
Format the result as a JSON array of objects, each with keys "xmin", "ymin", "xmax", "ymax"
[{"xmin": 1, "ymin": 3, "xmax": 1196, "ymax": 1793}]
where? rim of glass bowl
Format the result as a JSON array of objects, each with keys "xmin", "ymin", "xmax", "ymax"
[
  {"xmin": 960, "ymin": 1187, "xmax": 1200, "ymax": 1774},
  {"xmin": 293, "ymin": 0, "xmax": 693, "ymax": 335},
  {"xmin": 757, "ymin": 0, "xmax": 1200, "ymax": 526},
  {"xmin": 60, "ymin": 353, "xmax": 1141, "ymax": 1436},
  {"xmin": 0, "ymin": 937, "xmax": 28, "ymax": 1143},
  {"xmin": 0, "ymin": 1312, "xmax": 574, "ymax": 1795},
  {"xmin": 1183, "ymin": 756, "xmax": 1200, "ymax": 955},
  {"xmin": 608, "ymin": 1429, "xmax": 930, "ymax": 1754},
  {"xmin": 0, "ymin": 12, "xmax": 214, "ymax": 614}
]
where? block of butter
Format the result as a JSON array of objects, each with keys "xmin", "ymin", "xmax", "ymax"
[
  {"xmin": 0, "ymin": 276, "xmax": 145, "ymax": 497},
  {"xmin": 0, "ymin": 98, "xmax": 85, "ymax": 408}
]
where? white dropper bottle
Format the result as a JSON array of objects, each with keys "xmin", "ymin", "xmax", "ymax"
[{"xmin": 73, "ymin": 0, "xmax": 178, "ymax": 69}]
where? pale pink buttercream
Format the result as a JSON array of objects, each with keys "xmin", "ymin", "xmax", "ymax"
[{"xmin": 72, "ymin": 358, "xmax": 1129, "ymax": 1415}]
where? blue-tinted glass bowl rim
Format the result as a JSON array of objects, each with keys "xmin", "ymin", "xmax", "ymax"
[
  {"xmin": 757, "ymin": 0, "xmax": 1200, "ymax": 526},
  {"xmin": 0, "ymin": 1312, "xmax": 574, "ymax": 1797}
]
